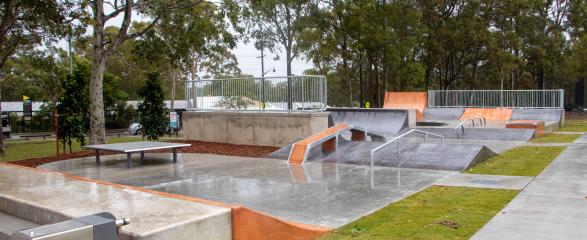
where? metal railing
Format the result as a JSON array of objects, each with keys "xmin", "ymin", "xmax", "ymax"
[
  {"xmin": 428, "ymin": 89, "xmax": 564, "ymax": 109},
  {"xmin": 455, "ymin": 117, "xmax": 486, "ymax": 137},
  {"xmin": 369, "ymin": 129, "xmax": 444, "ymax": 168},
  {"xmin": 185, "ymin": 75, "xmax": 327, "ymax": 111}
]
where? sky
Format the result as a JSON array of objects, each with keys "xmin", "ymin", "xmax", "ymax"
[{"xmin": 55, "ymin": 5, "xmax": 315, "ymax": 78}]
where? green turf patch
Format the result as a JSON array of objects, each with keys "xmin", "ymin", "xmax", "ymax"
[
  {"xmin": 531, "ymin": 133, "xmax": 580, "ymax": 143},
  {"xmin": 320, "ymin": 186, "xmax": 518, "ymax": 240},
  {"xmin": 0, "ymin": 136, "xmax": 153, "ymax": 162},
  {"xmin": 558, "ymin": 119, "xmax": 587, "ymax": 132},
  {"xmin": 467, "ymin": 146, "xmax": 565, "ymax": 176}
]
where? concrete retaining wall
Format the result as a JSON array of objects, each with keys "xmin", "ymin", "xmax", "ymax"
[{"xmin": 182, "ymin": 111, "xmax": 330, "ymax": 147}]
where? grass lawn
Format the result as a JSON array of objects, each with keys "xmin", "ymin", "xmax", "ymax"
[
  {"xmin": 558, "ymin": 119, "xmax": 587, "ymax": 132},
  {"xmin": 321, "ymin": 186, "xmax": 518, "ymax": 240},
  {"xmin": 0, "ymin": 136, "xmax": 156, "ymax": 162},
  {"xmin": 531, "ymin": 133, "xmax": 581, "ymax": 143},
  {"xmin": 467, "ymin": 146, "xmax": 565, "ymax": 176}
]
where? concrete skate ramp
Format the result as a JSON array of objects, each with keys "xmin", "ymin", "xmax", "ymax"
[
  {"xmin": 423, "ymin": 108, "xmax": 464, "ymax": 121},
  {"xmin": 461, "ymin": 108, "xmax": 512, "ymax": 121},
  {"xmin": 511, "ymin": 109, "xmax": 563, "ymax": 124},
  {"xmin": 327, "ymin": 108, "xmax": 408, "ymax": 135},
  {"xmin": 310, "ymin": 139, "xmax": 495, "ymax": 171},
  {"xmin": 383, "ymin": 92, "xmax": 427, "ymax": 121},
  {"xmin": 411, "ymin": 128, "xmax": 535, "ymax": 141}
]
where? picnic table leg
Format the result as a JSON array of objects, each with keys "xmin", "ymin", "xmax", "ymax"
[
  {"xmin": 127, "ymin": 153, "xmax": 132, "ymax": 168},
  {"xmin": 140, "ymin": 151, "xmax": 144, "ymax": 164},
  {"xmin": 173, "ymin": 148, "xmax": 177, "ymax": 163},
  {"xmin": 95, "ymin": 150, "xmax": 100, "ymax": 165}
]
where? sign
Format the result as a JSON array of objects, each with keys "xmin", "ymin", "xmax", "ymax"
[
  {"xmin": 169, "ymin": 112, "xmax": 178, "ymax": 129},
  {"xmin": 22, "ymin": 95, "xmax": 32, "ymax": 121}
]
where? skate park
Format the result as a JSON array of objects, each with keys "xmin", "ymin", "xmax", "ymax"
[{"xmin": 0, "ymin": 86, "xmax": 569, "ymax": 239}]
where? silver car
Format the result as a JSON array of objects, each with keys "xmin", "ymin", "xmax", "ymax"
[{"xmin": 128, "ymin": 123, "xmax": 142, "ymax": 135}]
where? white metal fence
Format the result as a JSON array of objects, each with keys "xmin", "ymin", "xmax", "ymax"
[
  {"xmin": 185, "ymin": 75, "xmax": 327, "ymax": 111},
  {"xmin": 428, "ymin": 90, "xmax": 564, "ymax": 109}
]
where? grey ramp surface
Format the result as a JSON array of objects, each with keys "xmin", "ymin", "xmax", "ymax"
[
  {"xmin": 423, "ymin": 108, "xmax": 464, "ymax": 121},
  {"xmin": 327, "ymin": 108, "xmax": 408, "ymax": 135},
  {"xmin": 0, "ymin": 212, "xmax": 39, "ymax": 240},
  {"xmin": 510, "ymin": 109, "xmax": 563, "ymax": 122},
  {"xmin": 410, "ymin": 128, "xmax": 535, "ymax": 141},
  {"xmin": 84, "ymin": 141, "xmax": 190, "ymax": 152},
  {"xmin": 41, "ymin": 153, "xmax": 452, "ymax": 228}
]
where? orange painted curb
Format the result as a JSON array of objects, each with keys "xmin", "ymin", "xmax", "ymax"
[
  {"xmin": 506, "ymin": 120, "xmax": 545, "ymax": 137},
  {"xmin": 0, "ymin": 162, "xmax": 332, "ymax": 240},
  {"xmin": 289, "ymin": 124, "xmax": 349, "ymax": 164}
]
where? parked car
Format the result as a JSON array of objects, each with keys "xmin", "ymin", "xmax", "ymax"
[{"xmin": 128, "ymin": 123, "xmax": 142, "ymax": 135}]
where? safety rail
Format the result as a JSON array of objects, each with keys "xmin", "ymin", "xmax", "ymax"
[
  {"xmin": 455, "ymin": 117, "xmax": 486, "ymax": 137},
  {"xmin": 428, "ymin": 89, "xmax": 564, "ymax": 109},
  {"xmin": 369, "ymin": 129, "xmax": 444, "ymax": 168}
]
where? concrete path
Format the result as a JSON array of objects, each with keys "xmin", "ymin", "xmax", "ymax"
[
  {"xmin": 471, "ymin": 134, "xmax": 587, "ymax": 240},
  {"xmin": 554, "ymin": 131, "xmax": 586, "ymax": 134},
  {"xmin": 523, "ymin": 142, "xmax": 573, "ymax": 147},
  {"xmin": 434, "ymin": 173, "xmax": 532, "ymax": 190}
]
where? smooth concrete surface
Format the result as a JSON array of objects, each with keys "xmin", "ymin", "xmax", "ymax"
[
  {"xmin": 511, "ymin": 108, "xmax": 564, "ymax": 126},
  {"xmin": 327, "ymin": 108, "xmax": 410, "ymax": 134},
  {"xmin": 472, "ymin": 135, "xmax": 587, "ymax": 240},
  {"xmin": 182, "ymin": 110, "xmax": 330, "ymax": 147},
  {"xmin": 434, "ymin": 173, "xmax": 533, "ymax": 190},
  {"xmin": 0, "ymin": 211, "xmax": 39, "ymax": 240},
  {"xmin": 411, "ymin": 127, "xmax": 535, "ymax": 141},
  {"xmin": 40, "ymin": 154, "xmax": 453, "ymax": 228},
  {"xmin": 0, "ymin": 163, "xmax": 232, "ymax": 240},
  {"xmin": 423, "ymin": 107, "xmax": 464, "ymax": 121}
]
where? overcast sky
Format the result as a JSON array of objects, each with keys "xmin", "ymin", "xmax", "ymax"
[{"xmin": 55, "ymin": 7, "xmax": 314, "ymax": 78}]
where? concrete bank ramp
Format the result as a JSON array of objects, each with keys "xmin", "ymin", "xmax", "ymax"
[
  {"xmin": 511, "ymin": 109, "xmax": 564, "ymax": 132},
  {"xmin": 327, "ymin": 108, "xmax": 408, "ymax": 135},
  {"xmin": 410, "ymin": 128, "xmax": 535, "ymax": 141},
  {"xmin": 423, "ymin": 108, "xmax": 464, "ymax": 121},
  {"xmin": 312, "ymin": 139, "xmax": 495, "ymax": 171}
]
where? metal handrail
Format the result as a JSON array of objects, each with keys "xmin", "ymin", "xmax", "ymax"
[
  {"xmin": 369, "ymin": 129, "xmax": 444, "ymax": 167},
  {"xmin": 455, "ymin": 117, "xmax": 486, "ymax": 136}
]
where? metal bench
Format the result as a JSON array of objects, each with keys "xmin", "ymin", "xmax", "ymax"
[
  {"xmin": 20, "ymin": 134, "xmax": 52, "ymax": 140},
  {"xmin": 83, "ymin": 141, "xmax": 191, "ymax": 168}
]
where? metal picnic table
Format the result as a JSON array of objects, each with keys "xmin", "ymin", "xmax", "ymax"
[{"xmin": 83, "ymin": 141, "xmax": 191, "ymax": 168}]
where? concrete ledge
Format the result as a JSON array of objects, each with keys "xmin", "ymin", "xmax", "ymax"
[
  {"xmin": 0, "ymin": 163, "xmax": 232, "ymax": 240},
  {"xmin": 182, "ymin": 110, "xmax": 330, "ymax": 147}
]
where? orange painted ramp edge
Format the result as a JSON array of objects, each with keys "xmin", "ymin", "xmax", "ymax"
[
  {"xmin": 461, "ymin": 108, "xmax": 513, "ymax": 121},
  {"xmin": 383, "ymin": 92, "xmax": 427, "ymax": 121},
  {"xmin": 0, "ymin": 163, "xmax": 333, "ymax": 240},
  {"xmin": 289, "ymin": 124, "xmax": 350, "ymax": 164}
]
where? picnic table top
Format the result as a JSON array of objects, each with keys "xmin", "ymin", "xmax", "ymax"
[{"xmin": 83, "ymin": 141, "xmax": 191, "ymax": 153}]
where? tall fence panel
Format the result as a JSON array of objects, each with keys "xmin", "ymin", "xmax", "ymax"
[
  {"xmin": 428, "ymin": 90, "xmax": 564, "ymax": 109},
  {"xmin": 185, "ymin": 75, "xmax": 327, "ymax": 111}
]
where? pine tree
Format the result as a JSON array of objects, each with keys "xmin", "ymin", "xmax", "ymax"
[{"xmin": 138, "ymin": 72, "xmax": 169, "ymax": 141}]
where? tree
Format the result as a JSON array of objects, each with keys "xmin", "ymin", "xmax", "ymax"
[
  {"xmin": 137, "ymin": 72, "xmax": 168, "ymax": 141},
  {"xmin": 86, "ymin": 0, "xmax": 198, "ymax": 145},
  {"xmin": 246, "ymin": 0, "xmax": 310, "ymax": 109},
  {"xmin": 58, "ymin": 62, "xmax": 90, "ymax": 153}
]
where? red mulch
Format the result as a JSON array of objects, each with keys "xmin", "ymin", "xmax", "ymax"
[{"xmin": 9, "ymin": 140, "xmax": 280, "ymax": 168}]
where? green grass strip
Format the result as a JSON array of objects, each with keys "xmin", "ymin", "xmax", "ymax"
[
  {"xmin": 467, "ymin": 146, "xmax": 565, "ymax": 176},
  {"xmin": 321, "ymin": 186, "xmax": 518, "ymax": 240},
  {"xmin": 558, "ymin": 119, "xmax": 587, "ymax": 132},
  {"xmin": 531, "ymin": 133, "xmax": 581, "ymax": 143}
]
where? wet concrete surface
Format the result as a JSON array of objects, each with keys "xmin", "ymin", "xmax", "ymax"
[{"xmin": 41, "ymin": 154, "xmax": 453, "ymax": 228}]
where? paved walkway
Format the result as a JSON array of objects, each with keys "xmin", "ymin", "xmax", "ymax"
[
  {"xmin": 434, "ymin": 173, "xmax": 532, "ymax": 190},
  {"xmin": 524, "ymin": 142, "xmax": 573, "ymax": 147},
  {"xmin": 472, "ymin": 134, "xmax": 587, "ymax": 240}
]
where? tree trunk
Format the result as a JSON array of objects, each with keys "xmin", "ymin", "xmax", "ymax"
[
  {"xmin": 89, "ymin": 51, "xmax": 107, "ymax": 144},
  {"xmin": 170, "ymin": 69, "xmax": 176, "ymax": 112}
]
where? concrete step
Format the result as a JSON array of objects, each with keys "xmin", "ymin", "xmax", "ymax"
[{"xmin": 0, "ymin": 211, "xmax": 39, "ymax": 240}]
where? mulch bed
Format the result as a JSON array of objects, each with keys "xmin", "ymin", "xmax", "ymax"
[{"xmin": 9, "ymin": 140, "xmax": 280, "ymax": 168}]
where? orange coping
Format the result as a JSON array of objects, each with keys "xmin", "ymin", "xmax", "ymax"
[
  {"xmin": 0, "ymin": 162, "xmax": 332, "ymax": 240},
  {"xmin": 506, "ymin": 120, "xmax": 545, "ymax": 137},
  {"xmin": 383, "ymin": 92, "xmax": 427, "ymax": 121},
  {"xmin": 289, "ymin": 124, "xmax": 350, "ymax": 164},
  {"xmin": 461, "ymin": 108, "xmax": 513, "ymax": 121}
]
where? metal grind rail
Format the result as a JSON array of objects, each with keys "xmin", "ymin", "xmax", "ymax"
[
  {"xmin": 455, "ymin": 117, "xmax": 486, "ymax": 137},
  {"xmin": 369, "ymin": 129, "xmax": 444, "ymax": 168}
]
